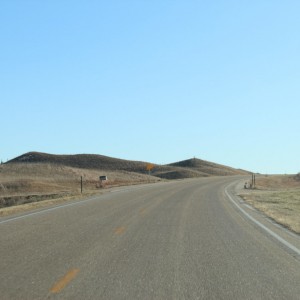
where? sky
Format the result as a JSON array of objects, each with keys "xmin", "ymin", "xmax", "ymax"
[{"xmin": 1, "ymin": 0, "xmax": 299, "ymax": 174}]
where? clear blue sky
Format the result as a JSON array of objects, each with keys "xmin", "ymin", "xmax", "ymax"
[{"xmin": 1, "ymin": 1, "xmax": 299, "ymax": 174}]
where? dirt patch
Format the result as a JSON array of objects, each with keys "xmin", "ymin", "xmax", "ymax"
[{"xmin": 240, "ymin": 175, "xmax": 300, "ymax": 234}]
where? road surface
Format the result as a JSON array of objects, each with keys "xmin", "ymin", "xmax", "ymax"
[{"xmin": 1, "ymin": 176, "xmax": 300, "ymax": 299}]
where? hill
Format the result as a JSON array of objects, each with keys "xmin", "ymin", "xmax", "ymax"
[
  {"xmin": 168, "ymin": 158, "xmax": 249, "ymax": 176},
  {"xmin": 7, "ymin": 152, "xmax": 249, "ymax": 178},
  {"xmin": 8, "ymin": 152, "xmax": 149, "ymax": 173}
]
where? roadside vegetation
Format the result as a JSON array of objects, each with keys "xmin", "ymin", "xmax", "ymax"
[
  {"xmin": 0, "ymin": 163, "xmax": 159, "ymax": 216},
  {"xmin": 240, "ymin": 175, "xmax": 300, "ymax": 234}
]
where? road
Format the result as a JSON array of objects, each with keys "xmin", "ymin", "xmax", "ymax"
[{"xmin": 1, "ymin": 176, "xmax": 300, "ymax": 299}]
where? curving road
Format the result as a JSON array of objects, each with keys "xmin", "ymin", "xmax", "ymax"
[{"xmin": 1, "ymin": 177, "xmax": 300, "ymax": 299}]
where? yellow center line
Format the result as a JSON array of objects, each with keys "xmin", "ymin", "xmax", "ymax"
[
  {"xmin": 139, "ymin": 208, "xmax": 146, "ymax": 215},
  {"xmin": 114, "ymin": 226, "xmax": 126, "ymax": 235},
  {"xmin": 50, "ymin": 268, "xmax": 79, "ymax": 294}
]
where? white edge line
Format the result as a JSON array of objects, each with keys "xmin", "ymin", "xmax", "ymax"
[
  {"xmin": 225, "ymin": 183, "xmax": 300, "ymax": 257},
  {"xmin": 0, "ymin": 195, "xmax": 101, "ymax": 225}
]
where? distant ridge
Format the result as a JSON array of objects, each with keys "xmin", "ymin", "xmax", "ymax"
[
  {"xmin": 7, "ymin": 152, "xmax": 249, "ymax": 179},
  {"xmin": 168, "ymin": 158, "xmax": 249, "ymax": 176},
  {"xmin": 7, "ymin": 152, "xmax": 148, "ymax": 173}
]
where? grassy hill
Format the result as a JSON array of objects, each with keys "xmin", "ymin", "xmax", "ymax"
[
  {"xmin": 168, "ymin": 158, "xmax": 249, "ymax": 176},
  {"xmin": 8, "ymin": 152, "xmax": 148, "ymax": 173},
  {"xmin": 7, "ymin": 152, "xmax": 249, "ymax": 178}
]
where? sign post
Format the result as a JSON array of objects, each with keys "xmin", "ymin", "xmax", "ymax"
[
  {"xmin": 146, "ymin": 164, "xmax": 154, "ymax": 175},
  {"xmin": 99, "ymin": 176, "xmax": 108, "ymax": 188}
]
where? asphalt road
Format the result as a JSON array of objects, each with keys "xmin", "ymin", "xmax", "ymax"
[{"xmin": 1, "ymin": 177, "xmax": 300, "ymax": 299}]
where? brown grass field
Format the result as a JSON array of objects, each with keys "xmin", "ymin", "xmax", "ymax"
[
  {"xmin": 240, "ymin": 175, "xmax": 300, "ymax": 234},
  {"xmin": 0, "ymin": 163, "xmax": 159, "ymax": 216}
]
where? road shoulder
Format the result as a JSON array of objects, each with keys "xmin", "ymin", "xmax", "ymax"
[{"xmin": 225, "ymin": 180, "xmax": 300, "ymax": 259}]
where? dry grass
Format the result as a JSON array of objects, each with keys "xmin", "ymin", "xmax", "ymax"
[
  {"xmin": 0, "ymin": 163, "xmax": 160, "ymax": 214},
  {"xmin": 168, "ymin": 158, "xmax": 249, "ymax": 176},
  {"xmin": 240, "ymin": 175, "xmax": 300, "ymax": 233},
  {"xmin": 0, "ymin": 192, "xmax": 97, "ymax": 217},
  {"xmin": 9, "ymin": 152, "xmax": 249, "ymax": 180}
]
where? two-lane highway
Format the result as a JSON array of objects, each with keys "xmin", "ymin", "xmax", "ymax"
[{"xmin": 1, "ymin": 177, "xmax": 300, "ymax": 299}]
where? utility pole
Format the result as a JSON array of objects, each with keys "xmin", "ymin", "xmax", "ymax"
[{"xmin": 81, "ymin": 176, "xmax": 83, "ymax": 194}]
